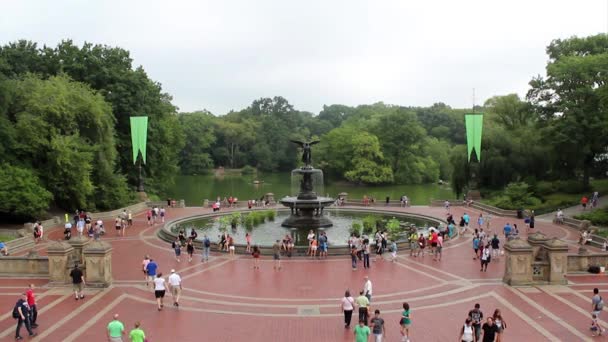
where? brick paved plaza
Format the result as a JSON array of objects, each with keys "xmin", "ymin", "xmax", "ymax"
[{"xmin": 1, "ymin": 205, "xmax": 607, "ymax": 341}]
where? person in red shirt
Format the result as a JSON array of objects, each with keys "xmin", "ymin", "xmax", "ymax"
[
  {"xmin": 582, "ymin": 196, "xmax": 589, "ymax": 210},
  {"xmin": 25, "ymin": 284, "xmax": 38, "ymax": 328}
]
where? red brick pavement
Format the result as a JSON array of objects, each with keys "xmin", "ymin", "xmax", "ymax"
[{"xmin": 0, "ymin": 205, "xmax": 606, "ymax": 341}]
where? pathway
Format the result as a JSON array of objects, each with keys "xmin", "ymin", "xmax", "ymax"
[{"xmin": 0, "ymin": 205, "xmax": 606, "ymax": 341}]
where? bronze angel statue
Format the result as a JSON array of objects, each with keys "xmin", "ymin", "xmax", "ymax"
[{"xmin": 290, "ymin": 139, "xmax": 320, "ymax": 166}]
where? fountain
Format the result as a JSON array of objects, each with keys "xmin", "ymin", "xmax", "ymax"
[{"xmin": 279, "ymin": 140, "xmax": 335, "ymax": 228}]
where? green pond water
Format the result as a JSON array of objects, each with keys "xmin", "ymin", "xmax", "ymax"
[{"xmin": 168, "ymin": 173, "xmax": 455, "ymax": 206}]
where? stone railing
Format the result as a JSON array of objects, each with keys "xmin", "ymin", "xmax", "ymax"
[
  {"xmin": 567, "ymin": 250, "xmax": 608, "ymax": 273},
  {"xmin": 429, "ymin": 200, "xmax": 465, "ymax": 207},
  {"xmin": 0, "ymin": 253, "xmax": 49, "ymax": 277},
  {"xmin": 470, "ymin": 202, "xmax": 518, "ymax": 217}
]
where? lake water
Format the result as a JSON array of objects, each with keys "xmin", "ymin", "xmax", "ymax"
[{"xmin": 168, "ymin": 173, "xmax": 455, "ymax": 206}]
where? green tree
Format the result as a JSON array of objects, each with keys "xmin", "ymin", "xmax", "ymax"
[
  {"xmin": 527, "ymin": 34, "xmax": 608, "ymax": 188},
  {"xmin": 178, "ymin": 111, "xmax": 216, "ymax": 174},
  {"xmin": 485, "ymin": 94, "xmax": 535, "ymax": 129},
  {"xmin": 0, "ymin": 164, "xmax": 52, "ymax": 218},
  {"xmin": 344, "ymin": 132, "xmax": 394, "ymax": 184},
  {"xmin": 8, "ymin": 74, "xmax": 130, "ymax": 210}
]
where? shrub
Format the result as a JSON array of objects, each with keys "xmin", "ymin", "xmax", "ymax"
[
  {"xmin": 265, "ymin": 210, "xmax": 276, "ymax": 221},
  {"xmin": 362, "ymin": 215, "xmax": 379, "ymax": 234},
  {"xmin": 350, "ymin": 222, "xmax": 362, "ymax": 237},
  {"xmin": 555, "ymin": 180, "xmax": 587, "ymax": 194},
  {"xmin": 255, "ymin": 212, "xmax": 266, "ymax": 225},
  {"xmin": 243, "ymin": 215, "xmax": 255, "ymax": 230},
  {"xmin": 534, "ymin": 181, "xmax": 557, "ymax": 196},
  {"xmin": 386, "ymin": 218, "xmax": 401, "ymax": 240},
  {"xmin": 229, "ymin": 213, "xmax": 241, "ymax": 227},
  {"xmin": 575, "ymin": 209, "xmax": 608, "ymax": 227},
  {"xmin": 241, "ymin": 165, "xmax": 256, "ymax": 174},
  {"xmin": 218, "ymin": 216, "xmax": 231, "ymax": 232}
]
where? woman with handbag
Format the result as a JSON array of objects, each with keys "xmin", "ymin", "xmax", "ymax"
[{"xmin": 340, "ymin": 290, "xmax": 355, "ymax": 328}]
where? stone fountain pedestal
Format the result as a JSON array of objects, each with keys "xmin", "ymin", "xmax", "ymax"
[{"xmin": 280, "ymin": 165, "xmax": 334, "ymax": 229}]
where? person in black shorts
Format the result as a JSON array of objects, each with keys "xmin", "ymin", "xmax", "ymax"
[
  {"xmin": 154, "ymin": 272, "xmax": 166, "ymax": 311},
  {"xmin": 70, "ymin": 264, "xmax": 85, "ymax": 300}
]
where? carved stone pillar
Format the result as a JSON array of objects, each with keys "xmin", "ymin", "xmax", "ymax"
[
  {"xmin": 527, "ymin": 232, "xmax": 549, "ymax": 260},
  {"xmin": 47, "ymin": 241, "xmax": 74, "ymax": 285},
  {"xmin": 544, "ymin": 238, "xmax": 569, "ymax": 284},
  {"xmin": 503, "ymin": 238, "xmax": 534, "ymax": 286},
  {"xmin": 83, "ymin": 241, "xmax": 113, "ymax": 288},
  {"xmin": 68, "ymin": 235, "xmax": 91, "ymax": 264}
]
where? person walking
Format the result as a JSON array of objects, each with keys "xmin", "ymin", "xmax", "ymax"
[
  {"xmin": 252, "ymin": 245, "xmax": 261, "ymax": 269},
  {"xmin": 142, "ymin": 255, "xmax": 150, "ymax": 287},
  {"xmin": 409, "ymin": 231, "xmax": 419, "ymax": 257},
  {"xmin": 351, "ymin": 245, "xmax": 358, "ymax": 270},
  {"xmin": 370, "ymin": 309, "xmax": 386, "ymax": 342},
  {"xmin": 400, "ymin": 302, "xmax": 411, "ymax": 342},
  {"xmin": 493, "ymin": 309, "xmax": 507, "ymax": 342},
  {"xmin": 172, "ymin": 238, "xmax": 182, "ymax": 262},
  {"xmin": 592, "ymin": 287, "xmax": 604, "ymax": 318},
  {"xmin": 70, "ymin": 263, "xmax": 85, "ymax": 300},
  {"xmin": 168, "ymin": 269, "xmax": 182, "ymax": 307},
  {"xmin": 129, "ymin": 321, "xmax": 146, "ymax": 342},
  {"xmin": 363, "ymin": 276, "xmax": 373, "ymax": 302},
  {"xmin": 459, "ymin": 318, "xmax": 474, "ymax": 342},
  {"xmin": 363, "ymin": 239, "xmax": 371, "ymax": 268},
  {"xmin": 14, "ymin": 293, "xmax": 36, "ymax": 340},
  {"xmin": 273, "ymin": 240, "xmax": 282, "ymax": 270},
  {"xmin": 186, "ymin": 239, "xmax": 195, "ymax": 263},
  {"xmin": 480, "ymin": 244, "xmax": 491, "ymax": 272},
  {"xmin": 154, "ymin": 272, "xmax": 166, "ymax": 311},
  {"xmin": 202, "ymin": 235, "xmax": 211, "ymax": 262},
  {"xmin": 468, "ymin": 303, "xmax": 484, "ymax": 341},
  {"xmin": 354, "ymin": 319, "xmax": 371, "ymax": 342},
  {"xmin": 481, "ymin": 317, "xmax": 498, "ymax": 342},
  {"xmin": 390, "ymin": 240, "xmax": 397, "ymax": 262},
  {"xmin": 245, "ymin": 232, "xmax": 252, "ymax": 253},
  {"xmin": 145, "ymin": 258, "xmax": 158, "ymax": 289},
  {"xmin": 491, "ymin": 234, "xmax": 500, "ymax": 259},
  {"xmin": 106, "ymin": 313, "xmax": 125, "ymax": 342},
  {"xmin": 436, "ymin": 234, "xmax": 443, "ymax": 261},
  {"xmin": 356, "ymin": 291, "xmax": 370, "ymax": 326},
  {"xmin": 25, "ymin": 284, "xmax": 38, "ymax": 328},
  {"xmin": 341, "ymin": 290, "xmax": 355, "ymax": 329}
]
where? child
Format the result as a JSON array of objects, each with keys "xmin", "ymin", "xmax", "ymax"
[
  {"xmin": 390, "ymin": 240, "xmax": 397, "ymax": 262},
  {"xmin": 591, "ymin": 313, "xmax": 604, "ymax": 336},
  {"xmin": 252, "ymin": 245, "xmax": 261, "ymax": 269}
]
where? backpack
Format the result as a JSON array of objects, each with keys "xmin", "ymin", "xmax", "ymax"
[
  {"xmin": 597, "ymin": 296, "xmax": 604, "ymax": 311},
  {"xmin": 204, "ymin": 238, "xmax": 211, "ymax": 248},
  {"xmin": 12, "ymin": 301, "xmax": 20, "ymax": 319}
]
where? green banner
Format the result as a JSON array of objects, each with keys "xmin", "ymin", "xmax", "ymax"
[
  {"xmin": 465, "ymin": 113, "xmax": 483, "ymax": 162},
  {"xmin": 130, "ymin": 116, "xmax": 148, "ymax": 164}
]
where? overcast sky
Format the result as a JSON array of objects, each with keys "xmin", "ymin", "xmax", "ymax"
[{"xmin": 2, "ymin": 0, "xmax": 607, "ymax": 115}]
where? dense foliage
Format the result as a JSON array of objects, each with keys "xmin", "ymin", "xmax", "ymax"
[{"xmin": 2, "ymin": 33, "xmax": 608, "ymax": 218}]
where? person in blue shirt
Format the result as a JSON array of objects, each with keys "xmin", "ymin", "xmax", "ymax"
[
  {"xmin": 472, "ymin": 236, "xmax": 480, "ymax": 260},
  {"xmin": 463, "ymin": 213, "xmax": 470, "ymax": 228},
  {"xmin": 503, "ymin": 223, "xmax": 512, "ymax": 238},
  {"xmin": 0, "ymin": 241, "xmax": 7, "ymax": 256},
  {"xmin": 145, "ymin": 259, "xmax": 158, "ymax": 289}
]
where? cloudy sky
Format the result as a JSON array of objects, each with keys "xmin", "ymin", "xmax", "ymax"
[{"xmin": 1, "ymin": 0, "xmax": 607, "ymax": 114}]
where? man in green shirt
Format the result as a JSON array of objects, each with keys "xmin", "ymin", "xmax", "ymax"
[
  {"xmin": 129, "ymin": 321, "xmax": 146, "ymax": 342},
  {"xmin": 107, "ymin": 313, "xmax": 125, "ymax": 342},
  {"xmin": 355, "ymin": 290, "xmax": 370, "ymax": 325},
  {"xmin": 354, "ymin": 319, "xmax": 371, "ymax": 342}
]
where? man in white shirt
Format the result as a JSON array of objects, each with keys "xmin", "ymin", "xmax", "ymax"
[
  {"xmin": 363, "ymin": 276, "xmax": 373, "ymax": 302},
  {"xmin": 167, "ymin": 269, "xmax": 182, "ymax": 307}
]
